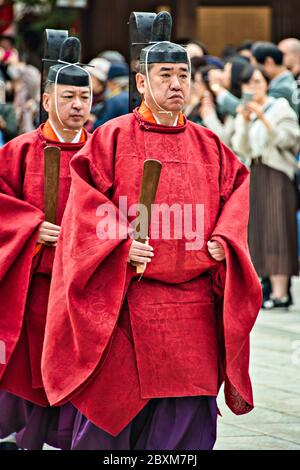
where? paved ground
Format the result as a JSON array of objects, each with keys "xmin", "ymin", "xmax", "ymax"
[{"xmin": 215, "ymin": 276, "xmax": 300, "ymax": 450}]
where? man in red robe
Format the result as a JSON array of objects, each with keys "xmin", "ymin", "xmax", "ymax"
[
  {"xmin": 0, "ymin": 38, "xmax": 91, "ymax": 450},
  {"xmin": 42, "ymin": 41, "xmax": 262, "ymax": 450}
]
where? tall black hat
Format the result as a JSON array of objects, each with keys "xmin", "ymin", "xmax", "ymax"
[
  {"xmin": 139, "ymin": 12, "xmax": 189, "ymax": 65},
  {"xmin": 47, "ymin": 37, "xmax": 90, "ymax": 87}
]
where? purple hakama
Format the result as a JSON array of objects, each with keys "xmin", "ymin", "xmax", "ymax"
[
  {"xmin": 71, "ymin": 396, "xmax": 217, "ymax": 450},
  {"xmin": 0, "ymin": 391, "xmax": 77, "ymax": 449}
]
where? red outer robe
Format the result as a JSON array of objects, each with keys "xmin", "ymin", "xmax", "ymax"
[
  {"xmin": 0, "ymin": 125, "xmax": 89, "ymax": 405},
  {"xmin": 42, "ymin": 110, "xmax": 262, "ymax": 436}
]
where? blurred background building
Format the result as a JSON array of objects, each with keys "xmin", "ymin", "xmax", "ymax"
[
  {"xmin": 80, "ymin": 0, "xmax": 300, "ymax": 60},
  {"xmin": 1, "ymin": 0, "xmax": 300, "ymax": 64}
]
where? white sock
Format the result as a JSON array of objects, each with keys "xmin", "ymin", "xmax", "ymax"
[{"xmin": 0, "ymin": 432, "xmax": 17, "ymax": 444}]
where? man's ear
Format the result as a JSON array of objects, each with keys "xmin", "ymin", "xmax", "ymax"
[
  {"xmin": 135, "ymin": 73, "xmax": 146, "ymax": 95},
  {"xmin": 42, "ymin": 92, "xmax": 50, "ymax": 113}
]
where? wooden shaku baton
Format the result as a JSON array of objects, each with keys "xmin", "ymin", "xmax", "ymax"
[
  {"xmin": 132, "ymin": 159, "xmax": 162, "ymax": 274},
  {"xmin": 44, "ymin": 146, "xmax": 61, "ymax": 240}
]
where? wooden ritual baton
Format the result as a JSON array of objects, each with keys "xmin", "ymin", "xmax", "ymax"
[
  {"xmin": 132, "ymin": 159, "xmax": 162, "ymax": 274},
  {"xmin": 44, "ymin": 146, "xmax": 61, "ymax": 230}
]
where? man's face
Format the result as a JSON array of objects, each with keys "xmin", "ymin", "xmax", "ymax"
[
  {"xmin": 43, "ymin": 84, "xmax": 91, "ymax": 131},
  {"xmin": 278, "ymin": 45, "xmax": 296, "ymax": 70},
  {"xmin": 251, "ymin": 57, "xmax": 273, "ymax": 79},
  {"xmin": 282, "ymin": 51, "xmax": 295, "ymax": 70},
  {"xmin": 136, "ymin": 63, "xmax": 190, "ymax": 113},
  {"xmin": 278, "ymin": 41, "xmax": 298, "ymax": 70}
]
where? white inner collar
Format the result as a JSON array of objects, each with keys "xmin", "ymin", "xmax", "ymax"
[
  {"xmin": 152, "ymin": 113, "xmax": 179, "ymax": 126},
  {"xmin": 49, "ymin": 120, "xmax": 82, "ymax": 143}
]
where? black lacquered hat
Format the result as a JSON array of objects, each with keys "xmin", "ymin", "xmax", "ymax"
[
  {"xmin": 140, "ymin": 41, "xmax": 189, "ymax": 65},
  {"xmin": 139, "ymin": 11, "xmax": 188, "ymax": 65},
  {"xmin": 47, "ymin": 36, "xmax": 90, "ymax": 86}
]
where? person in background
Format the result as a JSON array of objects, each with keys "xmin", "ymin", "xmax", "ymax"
[
  {"xmin": 278, "ymin": 38, "xmax": 300, "ymax": 84},
  {"xmin": 251, "ymin": 42, "xmax": 300, "ymax": 304},
  {"xmin": 201, "ymin": 56, "xmax": 249, "ymax": 146},
  {"xmin": 209, "ymin": 42, "xmax": 299, "ymax": 118},
  {"xmin": 237, "ymin": 41, "xmax": 254, "ymax": 61},
  {"xmin": 251, "ymin": 42, "xmax": 298, "ymax": 115},
  {"xmin": 98, "ymin": 49, "xmax": 127, "ymax": 64},
  {"xmin": 93, "ymin": 61, "xmax": 129, "ymax": 128},
  {"xmin": 0, "ymin": 79, "xmax": 18, "ymax": 144},
  {"xmin": 0, "ymin": 39, "xmax": 18, "ymax": 82},
  {"xmin": 278, "ymin": 39, "xmax": 300, "ymax": 281},
  {"xmin": 0, "ymin": 101, "xmax": 18, "ymax": 144},
  {"xmin": 85, "ymin": 57, "xmax": 110, "ymax": 132},
  {"xmin": 232, "ymin": 64, "xmax": 300, "ymax": 309},
  {"xmin": 220, "ymin": 44, "xmax": 238, "ymax": 62},
  {"xmin": 185, "ymin": 39, "xmax": 208, "ymax": 59},
  {"xmin": 5, "ymin": 51, "xmax": 40, "ymax": 133},
  {"xmin": 184, "ymin": 61, "xmax": 212, "ymax": 124}
]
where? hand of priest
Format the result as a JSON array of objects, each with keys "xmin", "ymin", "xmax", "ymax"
[
  {"xmin": 37, "ymin": 221, "xmax": 61, "ymax": 246},
  {"xmin": 127, "ymin": 239, "xmax": 154, "ymax": 264},
  {"xmin": 207, "ymin": 240, "xmax": 225, "ymax": 261}
]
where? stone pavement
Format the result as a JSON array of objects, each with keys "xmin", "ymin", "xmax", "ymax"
[{"xmin": 215, "ymin": 276, "xmax": 300, "ymax": 450}]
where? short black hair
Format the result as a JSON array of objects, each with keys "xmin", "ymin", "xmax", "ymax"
[
  {"xmin": 240, "ymin": 63, "xmax": 271, "ymax": 85},
  {"xmin": 251, "ymin": 42, "xmax": 283, "ymax": 65},
  {"xmin": 237, "ymin": 40, "xmax": 254, "ymax": 52},
  {"xmin": 190, "ymin": 56, "xmax": 208, "ymax": 79},
  {"xmin": 229, "ymin": 56, "xmax": 250, "ymax": 98},
  {"xmin": 44, "ymin": 81, "xmax": 54, "ymax": 93},
  {"xmin": 138, "ymin": 63, "xmax": 154, "ymax": 75}
]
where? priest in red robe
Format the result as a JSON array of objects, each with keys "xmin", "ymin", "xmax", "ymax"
[
  {"xmin": 0, "ymin": 38, "xmax": 91, "ymax": 450},
  {"xmin": 42, "ymin": 40, "xmax": 262, "ymax": 450}
]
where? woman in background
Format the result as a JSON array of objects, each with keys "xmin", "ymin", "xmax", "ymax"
[{"xmin": 232, "ymin": 64, "xmax": 300, "ymax": 308}]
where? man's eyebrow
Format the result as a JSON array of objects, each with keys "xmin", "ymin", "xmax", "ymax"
[
  {"xmin": 61, "ymin": 90, "xmax": 90, "ymax": 95},
  {"xmin": 159, "ymin": 66, "xmax": 174, "ymax": 72},
  {"xmin": 159, "ymin": 66, "xmax": 189, "ymax": 72}
]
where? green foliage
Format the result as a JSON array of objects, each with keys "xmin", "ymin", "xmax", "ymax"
[
  {"xmin": 14, "ymin": 1, "xmax": 76, "ymax": 32},
  {"xmin": 29, "ymin": 10, "xmax": 76, "ymax": 33}
]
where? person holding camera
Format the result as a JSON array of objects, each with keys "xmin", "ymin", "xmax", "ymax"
[{"xmin": 232, "ymin": 64, "xmax": 300, "ymax": 309}]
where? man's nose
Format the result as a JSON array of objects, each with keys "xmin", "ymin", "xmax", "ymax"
[
  {"xmin": 72, "ymin": 96, "xmax": 83, "ymax": 108},
  {"xmin": 170, "ymin": 75, "xmax": 181, "ymax": 90}
]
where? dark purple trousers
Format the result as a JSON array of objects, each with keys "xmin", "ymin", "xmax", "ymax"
[
  {"xmin": 0, "ymin": 391, "xmax": 77, "ymax": 449},
  {"xmin": 71, "ymin": 396, "xmax": 218, "ymax": 450},
  {"xmin": 0, "ymin": 392, "xmax": 217, "ymax": 450}
]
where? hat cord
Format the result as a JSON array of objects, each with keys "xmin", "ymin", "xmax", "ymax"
[
  {"xmin": 53, "ymin": 60, "xmax": 93, "ymax": 134},
  {"xmin": 144, "ymin": 41, "xmax": 191, "ymax": 117}
]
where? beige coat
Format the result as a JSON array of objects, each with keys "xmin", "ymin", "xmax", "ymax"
[{"xmin": 232, "ymin": 97, "xmax": 300, "ymax": 180}]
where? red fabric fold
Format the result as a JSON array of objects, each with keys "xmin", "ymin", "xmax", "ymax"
[
  {"xmin": 210, "ymin": 159, "xmax": 262, "ymax": 412},
  {"xmin": 0, "ymin": 160, "xmax": 44, "ymax": 387},
  {"xmin": 0, "ymin": 125, "xmax": 89, "ymax": 404},
  {"xmin": 42, "ymin": 112, "xmax": 261, "ymax": 436}
]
